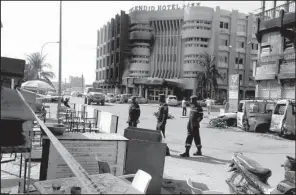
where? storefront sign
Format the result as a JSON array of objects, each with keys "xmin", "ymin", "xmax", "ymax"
[
  {"xmin": 129, "ymin": 2, "xmax": 201, "ymax": 13},
  {"xmin": 228, "ymin": 74, "xmax": 239, "ymax": 112}
]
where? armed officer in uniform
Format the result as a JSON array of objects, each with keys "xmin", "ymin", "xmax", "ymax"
[
  {"xmin": 156, "ymin": 94, "xmax": 170, "ymax": 156},
  {"xmin": 180, "ymin": 95, "xmax": 204, "ymax": 157},
  {"xmin": 127, "ymin": 96, "xmax": 141, "ymax": 127}
]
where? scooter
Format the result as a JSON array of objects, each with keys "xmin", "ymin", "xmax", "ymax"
[{"xmin": 226, "ymin": 153, "xmax": 295, "ymax": 194}]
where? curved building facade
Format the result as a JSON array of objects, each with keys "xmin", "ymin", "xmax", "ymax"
[{"xmin": 96, "ymin": 4, "xmax": 258, "ymax": 100}]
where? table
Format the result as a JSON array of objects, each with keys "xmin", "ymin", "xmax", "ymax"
[{"xmin": 33, "ymin": 173, "xmax": 142, "ymax": 194}]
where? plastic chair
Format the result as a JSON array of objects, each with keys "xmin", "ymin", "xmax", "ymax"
[
  {"xmin": 118, "ymin": 169, "xmax": 152, "ymax": 194},
  {"xmin": 187, "ymin": 178, "xmax": 223, "ymax": 194}
]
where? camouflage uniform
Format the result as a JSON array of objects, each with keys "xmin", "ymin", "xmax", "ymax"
[
  {"xmin": 156, "ymin": 102, "xmax": 169, "ymax": 137},
  {"xmin": 180, "ymin": 96, "xmax": 204, "ymax": 157},
  {"xmin": 156, "ymin": 94, "xmax": 170, "ymax": 156},
  {"xmin": 128, "ymin": 100, "xmax": 140, "ymax": 127}
]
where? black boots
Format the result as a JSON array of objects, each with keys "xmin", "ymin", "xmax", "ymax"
[
  {"xmin": 166, "ymin": 146, "xmax": 170, "ymax": 156},
  {"xmin": 180, "ymin": 147, "xmax": 190, "ymax": 157},
  {"xmin": 193, "ymin": 145, "xmax": 202, "ymax": 156}
]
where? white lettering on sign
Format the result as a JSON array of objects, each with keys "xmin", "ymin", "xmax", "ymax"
[{"xmin": 129, "ymin": 2, "xmax": 201, "ymax": 13}]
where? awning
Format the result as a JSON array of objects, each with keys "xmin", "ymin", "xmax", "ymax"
[{"xmin": 133, "ymin": 78, "xmax": 183, "ymax": 88}]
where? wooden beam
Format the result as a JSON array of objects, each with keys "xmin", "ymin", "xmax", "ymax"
[{"xmin": 16, "ymin": 89, "xmax": 103, "ymax": 194}]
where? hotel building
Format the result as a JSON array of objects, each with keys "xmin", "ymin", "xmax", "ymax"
[{"xmin": 95, "ymin": 4, "xmax": 259, "ymax": 101}]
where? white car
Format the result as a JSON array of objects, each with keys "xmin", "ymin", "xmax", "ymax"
[{"xmin": 166, "ymin": 95, "xmax": 178, "ymax": 106}]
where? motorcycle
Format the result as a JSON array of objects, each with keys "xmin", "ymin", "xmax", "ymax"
[{"xmin": 226, "ymin": 153, "xmax": 295, "ymax": 194}]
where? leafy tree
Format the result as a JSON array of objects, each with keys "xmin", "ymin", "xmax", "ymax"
[
  {"xmin": 196, "ymin": 53, "xmax": 223, "ymax": 99},
  {"xmin": 24, "ymin": 52, "xmax": 55, "ymax": 86}
]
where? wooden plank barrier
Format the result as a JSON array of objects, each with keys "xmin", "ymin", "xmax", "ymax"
[{"xmin": 16, "ymin": 89, "xmax": 103, "ymax": 194}]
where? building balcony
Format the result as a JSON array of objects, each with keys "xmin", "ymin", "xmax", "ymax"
[
  {"xmin": 237, "ymin": 31, "xmax": 247, "ymax": 37},
  {"xmin": 217, "ymin": 63, "xmax": 228, "ymax": 68},
  {"xmin": 219, "ymin": 45, "xmax": 229, "ymax": 52},
  {"xmin": 219, "ymin": 28, "xmax": 230, "ymax": 35},
  {"xmin": 235, "ymin": 64, "xmax": 245, "ymax": 70},
  {"xmin": 251, "ymin": 50, "xmax": 258, "ymax": 55}
]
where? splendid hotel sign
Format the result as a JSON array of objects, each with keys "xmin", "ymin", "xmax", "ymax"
[{"xmin": 129, "ymin": 2, "xmax": 201, "ymax": 13}]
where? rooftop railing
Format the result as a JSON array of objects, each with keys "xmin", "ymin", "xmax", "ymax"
[{"xmin": 254, "ymin": 1, "xmax": 295, "ymax": 21}]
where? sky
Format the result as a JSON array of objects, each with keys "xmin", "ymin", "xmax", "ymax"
[{"xmin": 0, "ymin": 0, "xmax": 275, "ymax": 85}]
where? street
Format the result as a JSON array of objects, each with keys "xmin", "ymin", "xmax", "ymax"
[{"xmin": 66, "ymin": 97, "xmax": 295, "ymax": 193}]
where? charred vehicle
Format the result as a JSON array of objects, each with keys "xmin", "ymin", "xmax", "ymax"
[
  {"xmin": 226, "ymin": 153, "xmax": 295, "ymax": 194},
  {"xmin": 237, "ymin": 100, "xmax": 276, "ymax": 133},
  {"xmin": 270, "ymin": 99, "xmax": 296, "ymax": 137}
]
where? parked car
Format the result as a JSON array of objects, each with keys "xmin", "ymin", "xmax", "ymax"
[
  {"xmin": 166, "ymin": 95, "xmax": 178, "ymax": 106},
  {"xmin": 270, "ymin": 99, "xmax": 295, "ymax": 137},
  {"xmin": 237, "ymin": 99, "xmax": 277, "ymax": 132},
  {"xmin": 84, "ymin": 87, "xmax": 105, "ymax": 105},
  {"xmin": 105, "ymin": 93, "xmax": 116, "ymax": 103},
  {"xmin": 127, "ymin": 96, "xmax": 148, "ymax": 104},
  {"xmin": 116, "ymin": 94, "xmax": 132, "ymax": 103}
]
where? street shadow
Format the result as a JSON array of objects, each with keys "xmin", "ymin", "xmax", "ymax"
[
  {"xmin": 170, "ymin": 154, "xmax": 231, "ymax": 165},
  {"xmin": 91, "ymin": 103, "xmax": 113, "ymax": 107},
  {"xmin": 162, "ymin": 178, "xmax": 209, "ymax": 194}
]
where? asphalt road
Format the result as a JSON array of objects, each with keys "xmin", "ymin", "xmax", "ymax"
[{"xmin": 56, "ymin": 97, "xmax": 295, "ymax": 193}]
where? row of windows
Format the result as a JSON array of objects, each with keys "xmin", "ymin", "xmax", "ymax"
[
  {"xmin": 184, "ymin": 71, "xmax": 199, "ymax": 74},
  {"xmin": 184, "ymin": 37, "xmax": 209, "ymax": 42},
  {"xmin": 155, "ymin": 37, "xmax": 179, "ymax": 46},
  {"xmin": 130, "ymin": 71, "xmax": 149, "ymax": 74},
  {"xmin": 130, "ymin": 60, "xmax": 149, "ymax": 63},
  {"xmin": 132, "ymin": 55, "xmax": 149, "ymax": 59},
  {"xmin": 184, "ymin": 54, "xmax": 204, "ymax": 58},
  {"xmin": 184, "ymin": 20, "xmax": 211, "ymax": 25},
  {"xmin": 133, "ymin": 45, "xmax": 149, "ymax": 49},
  {"xmin": 130, "ymin": 29, "xmax": 150, "ymax": 32},
  {"xmin": 185, "ymin": 43, "xmax": 208, "ymax": 48},
  {"xmin": 157, "ymin": 54, "xmax": 177, "ymax": 62},
  {"xmin": 97, "ymin": 67, "xmax": 119, "ymax": 80},
  {"xmin": 183, "ymin": 26, "xmax": 211, "ymax": 31},
  {"xmin": 184, "ymin": 60, "xmax": 203, "ymax": 64},
  {"xmin": 219, "ymin": 39, "xmax": 259, "ymax": 50}
]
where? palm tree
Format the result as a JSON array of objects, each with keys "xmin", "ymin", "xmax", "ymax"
[
  {"xmin": 196, "ymin": 53, "xmax": 223, "ymax": 99},
  {"xmin": 24, "ymin": 52, "xmax": 55, "ymax": 86}
]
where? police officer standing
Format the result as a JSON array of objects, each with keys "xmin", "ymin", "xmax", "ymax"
[
  {"xmin": 156, "ymin": 94, "xmax": 170, "ymax": 156},
  {"xmin": 127, "ymin": 96, "xmax": 141, "ymax": 127},
  {"xmin": 180, "ymin": 95, "xmax": 204, "ymax": 157}
]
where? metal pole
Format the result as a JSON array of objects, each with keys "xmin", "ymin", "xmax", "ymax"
[{"xmin": 57, "ymin": 1, "xmax": 62, "ymax": 124}]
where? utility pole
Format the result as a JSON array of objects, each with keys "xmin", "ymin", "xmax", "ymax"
[
  {"xmin": 82, "ymin": 74, "xmax": 84, "ymax": 92},
  {"xmin": 57, "ymin": 1, "xmax": 63, "ymax": 124}
]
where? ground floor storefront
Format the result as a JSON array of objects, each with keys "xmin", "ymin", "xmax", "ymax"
[{"xmin": 256, "ymin": 78, "xmax": 295, "ymax": 99}]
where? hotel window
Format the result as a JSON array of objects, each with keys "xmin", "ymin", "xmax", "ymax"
[
  {"xmin": 220, "ymin": 22, "xmax": 229, "ymax": 29},
  {"xmin": 251, "ymin": 43, "xmax": 258, "ymax": 50},
  {"xmin": 219, "ymin": 56, "xmax": 228, "ymax": 63},
  {"xmin": 235, "ymin": 57, "xmax": 244, "ymax": 64},
  {"xmin": 237, "ymin": 41, "xmax": 245, "ymax": 48},
  {"xmin": 220, "ymin": 39, "xmax": 228, "ymax": 46}
]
